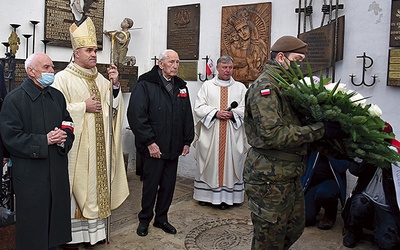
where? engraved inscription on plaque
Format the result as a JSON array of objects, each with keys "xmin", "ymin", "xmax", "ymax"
[
  {"xmin": 221, "ymin": 3, "xmax": 271, "ymax": 84},
  {"xmin": 298, "ymin": 16, "xmax": 344, "ymax": 73},
  {"xmin": 44, "ymin": 0, "xmax": 105, "ymax": 50},
  {"xmin": 167, "ymin": 4, "xmax": 200, "ymax": 60},
  {"xmin": 388, "ymin": 49, "xmax": 400, "ymax": 86},
  {"xmin": 3, "ymin": 60, "xmax": 136, "ymax": 93},
  {"xmin": 177, "ymin": 61, "xmax": 198, "ymax": 81},
  {"xmin": 390, "ymin": 0, "xmax": 400, "ymax": 47},
  {"xmin": 10, "ymin": 60, "xmax": 26, "ymax": 91}
]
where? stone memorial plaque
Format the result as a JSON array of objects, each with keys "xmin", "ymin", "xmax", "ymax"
[
  {"xmin": 2, "ymin": 59, "xmax": 26, "ymax": 91},
  {"xmin": 44, "ymin": 0, "xmax": 105, "ymax": 50},
  {"xmin": 221, "ymin": 3, "xmax": 271, "ymax": 85},
  {"xmin": 167, "ymin": 4, "xmax": 200, "ymax": 60},
  {"xmin": 388, "ymin": 49, "xmax": 400, "ymax": 86},
  {"xmin": 177, "ymin": 61, "xmax": 198, "ymax": 81},
  {"xmin": 298, "ymin": 16, "xmax": 344, "ymax": 73},
  {"xmin": 3, "ymin": 60, "xmax": 136, "ymax": 93},
  {"xmin": 390, "ymin": 0, "xmax": 400, "ymax": 47}
]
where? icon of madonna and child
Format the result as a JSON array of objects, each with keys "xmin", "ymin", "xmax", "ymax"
[{"xmin": 222, "ymin": 7, "xmax": 271, "ymax": 84}]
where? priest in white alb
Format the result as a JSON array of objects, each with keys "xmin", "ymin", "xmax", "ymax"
[{"xmin": 193, "ymin": 55, "xmax": 249, "ymax": 210}]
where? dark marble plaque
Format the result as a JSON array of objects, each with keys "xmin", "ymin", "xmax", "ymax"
[
  {"xmin": 390, "ymin": 0, "xmax": 400, "ymax": 47},
  {"xmin": 387, "ymin": 49, "xmax": 400, "ymax": 86},
  {"xmin": 177, "ymin": 61, "xmax": 198, "ymax": 81},
  {"xmin": 221, "ymin": 3, "xmax": 272, "ymax": 85},
  {"xmin": 298, "ymin": 16, "xmax": 344, "ymax": 73},
  {"xmin": 167, "ymin": 4, "xmax": 200, "ymax": 60},
  {"xmin": 44, "ymin": 0, "xmax": 105, "ymax": 50},
  {"xmin": 3, "ymin": 59, "xmax": 136, "ymax": 93}
]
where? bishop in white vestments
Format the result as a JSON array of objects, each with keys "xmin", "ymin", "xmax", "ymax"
[{"xmin": 53, "ymin": 17, "xmax": 129, "ymax": 248}]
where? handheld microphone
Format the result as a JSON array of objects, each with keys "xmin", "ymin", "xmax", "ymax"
[{"xmin": 226, "ymin": 101, "xmax": 238, "ymax": 111}]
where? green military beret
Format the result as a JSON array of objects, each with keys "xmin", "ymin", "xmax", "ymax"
[{"xmin": 270, "ymin": 36, "xmax": 308, "ymax": 54}]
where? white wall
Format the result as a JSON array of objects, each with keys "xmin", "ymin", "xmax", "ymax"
[{"xmin": 1, "ymin": 0, "xmax": 398, "ymax": 179}]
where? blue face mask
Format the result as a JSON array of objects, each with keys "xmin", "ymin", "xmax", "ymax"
[{"xmin": 36, "ymin": 73, "xmax": 55, "ymax": 87}]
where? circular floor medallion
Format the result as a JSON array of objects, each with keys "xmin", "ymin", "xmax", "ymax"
[{"xmin": 184, "ymin": 218, "xmax": 252, "ymax": 249}]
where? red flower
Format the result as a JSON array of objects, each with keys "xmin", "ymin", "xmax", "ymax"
[{"xmin": 178, "ymin": 89, "xmax": 187, "ymax": 98}]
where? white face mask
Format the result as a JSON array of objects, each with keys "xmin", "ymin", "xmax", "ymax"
[{"xmin": 36, "ymin": 73, "xmax": 55, "ymax": 87}]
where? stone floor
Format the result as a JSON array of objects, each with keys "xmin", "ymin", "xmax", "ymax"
[{"xmin": 89, "ymin": 170, "xmax": 377, "ymax": 250}]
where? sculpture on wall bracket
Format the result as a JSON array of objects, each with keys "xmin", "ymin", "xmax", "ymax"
[{"xmin": 104, "ymin": 18, "xmax": 136, "ymax": 66}]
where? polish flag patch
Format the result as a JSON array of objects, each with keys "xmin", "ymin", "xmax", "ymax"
[{"xmin": 260, "ymin": 88, "xmax": 271, "ymax": 96}]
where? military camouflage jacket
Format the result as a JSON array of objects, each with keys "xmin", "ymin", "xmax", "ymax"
[{"xmin": 244, "ymin": 61, "xmax": 324, "ymax": 156}]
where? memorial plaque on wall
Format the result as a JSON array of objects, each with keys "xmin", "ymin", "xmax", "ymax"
[
  {"xmin": 221, "ymin": 3, "xmax": 271, "ymax": 84},
  {"xmin": 298, "ymin": 16, "xmax": 345, "ymax": 73},
  {"xmin": 167, "ymin": 4, "xmax": 200, "ymax": 60},
  {"xmin": 387, "ymin": 49, "xmax": 400, "ymax": 86},
  {"xmin": 177, "ymin": 61, "xmax": 198, "ymax": 81},
  {"xmin": 5, "ymin": 59, "xmax": 27, "ymax": 91},
  {"xmin": 390, "ymin": 0, "xmax": 400, "ymax": 47},
  {"xmin": 3, "ymin": 60, "xmax": 136, "ymax": 93},
  {"xmin": 44, "ymin": 0, "xmax": 105, "ymax": 50}
]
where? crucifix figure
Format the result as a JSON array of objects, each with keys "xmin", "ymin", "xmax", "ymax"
[{"xmin": 70, "ymin": 0, "xmax": 99, "ymax": 25}]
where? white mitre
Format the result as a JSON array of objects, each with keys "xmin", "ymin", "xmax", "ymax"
[{"xmin": 69, "ymin": 17, "xmax": 97, "ymax": 50}]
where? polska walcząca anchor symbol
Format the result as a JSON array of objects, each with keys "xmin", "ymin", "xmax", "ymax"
[{"xmin": 350, "ymin": 52, "xmax": 377, "ymax": 87}]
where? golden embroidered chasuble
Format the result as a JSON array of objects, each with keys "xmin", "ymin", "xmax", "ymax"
[{"xmin": 53, "ymin": 62, "xmax": 129, "ymax": 220}]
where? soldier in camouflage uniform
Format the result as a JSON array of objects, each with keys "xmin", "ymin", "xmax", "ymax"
[{"xmin": 244, "ymin": 36, "xmax": 343, "ymax": 249}]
